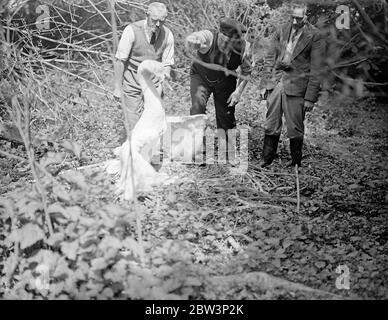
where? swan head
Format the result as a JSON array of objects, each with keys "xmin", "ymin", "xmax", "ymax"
[{"xmin": 138, "ymin": 60, "xmax": 165, "ymax": 81}]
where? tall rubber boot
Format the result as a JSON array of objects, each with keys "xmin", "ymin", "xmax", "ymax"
[
  {"xmin": 260, "ymin": 135, "xmax": 280, "ymax": 168},
  {"xmin": 289, "ymin": 137, "xmax": 303, "ymax": 167}
]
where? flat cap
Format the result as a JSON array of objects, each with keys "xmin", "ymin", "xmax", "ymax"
[{"xmin": 219, "ymin": 17, "xmax": 247, "ymax": 38}]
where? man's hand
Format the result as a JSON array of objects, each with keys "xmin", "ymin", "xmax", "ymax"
[
  {"xmin": 163, "ymin": 67, "xmax": 171, "ymax": 81},
  {"xmin": 113, "ymin": 87, "xmax": 121, "ymax": 102},
  {"xmin": 304, "ymin": 100, "xmax": 315, "ymax": 112},
  {"xmin": 260, "ymin": 88, "xmax": 268, "ymax": 100},
  {"xmin": 227, "ymin": 90, "xmax": 242, "ymax": 107}
]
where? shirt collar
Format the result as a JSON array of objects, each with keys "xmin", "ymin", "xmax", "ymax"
[
  {"xmin": 143, "ymin": 19, "xmax": 161, "ymax": 38},
  {"xmin": 291, "ymin": 23, "xmax": 306, "ymax": 35}
]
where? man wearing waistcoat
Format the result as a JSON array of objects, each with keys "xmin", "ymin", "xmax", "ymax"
[
  {"xmin": 259, "ymin": 3, "xmax": 324, "ymax": 168},
  {"xmin": 186, "ymin": 18, "xmax": 253, "ymax": 162},
  {"xmin": 113, "ymin": 2, "xmax": 174, "ymax": 141}
]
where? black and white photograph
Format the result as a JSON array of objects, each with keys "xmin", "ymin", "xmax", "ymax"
[{"xmin": 0, "ymin": 0, "xmax": 387, "ymax": 305}]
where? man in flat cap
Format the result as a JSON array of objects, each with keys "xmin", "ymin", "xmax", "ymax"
[
  {"xmin": 113, "ymin": 2, "xmax": 174, "ymax": 142},
  {"xmin": 186, "ymin": 17, "xmax": 253, "ymax": 162},
  {"xmin": 259, "ymin": 3, "xmax": 324, "ymax": 169}
]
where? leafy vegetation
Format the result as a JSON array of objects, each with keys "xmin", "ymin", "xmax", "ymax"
[{"xmin": 0, "ymin": 0, "xmax": 387, "ymax": 299}]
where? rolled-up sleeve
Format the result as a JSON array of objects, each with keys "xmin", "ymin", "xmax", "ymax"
[
  {"xmin": 162, "ymin": 29, "xmax": 175, "ymax": 67},
  {"xmin": 194, "ymin": 30, "xmax": 213, "ymax": 54},
  {"xmin": 115, "ymin": 25, "xmax": 135, "ymax": 61}
]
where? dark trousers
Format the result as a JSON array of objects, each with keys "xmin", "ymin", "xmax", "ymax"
[
  {"xmin": 118, "ymin": 83, "xmax": 163, "ymax": 144},
  {"xmin": 264, "ymin": 81, "xmax": 305, "ymax": 139},
  {"xmin": 190, "ymin": 73, "xmax": 237, "ymax": 131}
]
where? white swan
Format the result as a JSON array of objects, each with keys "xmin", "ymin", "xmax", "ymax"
[{"xmin": 106, "ymin": 60, "xmax": 167, "ymax": 200}]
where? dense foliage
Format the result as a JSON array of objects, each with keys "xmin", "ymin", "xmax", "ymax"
[{"xmin": 0, "ymin": 0, "xmax": 387, "ymax": 300}]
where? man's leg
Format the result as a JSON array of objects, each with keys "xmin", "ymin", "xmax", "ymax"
[
  {"xmin": 213, "ymin": 77, "xmax": 237, "ymax": 131},
  {"xmin": 213, "ymin": 77, "xmax": 237, "ymax": 164},
  {"xmin": 118, "ymin": 89, "xmax": 143, "ymax": 144},
  {"xmin": 189, "ymin": 74, "xmax": 211, "ymax": 164},
  {"xmin": 283, "ymin": 95, "xmax": 305, "ymax": 167},
  {"xmin": 190, "ymin": 74, "xmax": 211, "ymax": 115},
  {"xmin": 260, "ymin": 83, "xmax": 283, "ymax": 167}
]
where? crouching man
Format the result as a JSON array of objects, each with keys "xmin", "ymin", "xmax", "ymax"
[{"xmin": 185, "ymin": 17, "xmax": 253, "ymax": 164}]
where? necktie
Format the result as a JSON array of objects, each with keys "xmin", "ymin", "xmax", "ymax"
[
  {"xmin": 290, "ymin": 28, "xmax": 298, "ymax": 44},
  {"xmin": 150, "ymin": 31, "xmax": 156, "ymax": 45},
  {"xmin": 283, "ymin": 28, "xmax": 297, "ymax": 64}
]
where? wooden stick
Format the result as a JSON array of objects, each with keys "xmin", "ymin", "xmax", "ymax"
[
  {"xmin": 10, "ymin": 94, "xmax": 54, "ymax": 237},
  {"xmin": 295, "ymin": 165, "xmax": 300, "ymax": 214},
  {"xmin": 0, "ymin": 149, "xmax": 27, "ymax": 162},
  {"xmin": 209, "ymin": 272, "xmax": 343, "ymax": 299}
]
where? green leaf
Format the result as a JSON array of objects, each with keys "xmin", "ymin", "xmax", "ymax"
[
  {"xmin": 53, "ymin": 258, "xmax": 72, "ymax": 279},
  {"xmin": 91, "ymin": 258, "xmax": 108, "ymax": 271},
  {"xmin": 60, "ymin": 171, "xmax": 88, "ymax": 190},
  {"xmin": 104, "ymin": 204, "xmax": 135, "ymax": 219},
  {"xmin": 3, "ymin": 254, "xmax": 18, "ymax": 277},
  {"xmin": 27, "ymin": 249, "xmax": 60, "ymax": 269},
  {"xmin": 61, "ymin": 140, "xmax": 82, "ymax": 159},
  {"xmin": 122, "ymin": 237, "xmax": 142, "ymax": 257},
  {"xmin": 74, "ymin": 268, "xmax": 86, "ymax": 281},
  {"xmin": 76, "ymin": 260, "xmax": 90, "ymax": 278},
  {"xmin": 348, "ymin": 184, "xmax": 360, "ymax": 190},
  {"xmin": 61, "ymin": 240, "xmax": 79, "ymax": 260},
  {"xmin": 99, "ymin": 210, "xmax": 116, "ymax": 229},
  {"xmin": 53, "ymin": 185, "xmax": 72, "ymax": 203},
  {"xmin": 99, "ymin": 236, "xmax": 121, "ymax": 259},
  {"xmin": 65, "ymin": 206, "xmax": 82, "ymax": 222},
  {"xmin": 265, "ymin": 238, "xmax": 280, "ymax": 247},
  {"xmin": 48, "ymin": 282, "xmax": 65, "ymax": 297},
  {"xmin": 184, "ymin": 277, "xmax": 202, "ymax": 287},
  {"xmin": 104, "ymin": 260, "xmax": 128, "ymax": 283},
  {"xmin": 272, "ymin": 258, "xmax": 281, "ymax": 269},
  {"xmin": 0, "ymin": 198, "xmax": 14, "ymax": 218},
  {"xmin": 315, "ymin": 261, "xmax": 326, "ymax": 269},
  {"xmin": 47, "ymin": 204, "xmax": 68, "ymax": 224},
  {"xmin": 21, "ymin": 200, "xmax": 43, "ymax": 219},
  {"xmin": 46, "ymin": 233, "xmax": 65, "ymax": 247},
  {"xmin": 40, "ymin": 152, "xmax": 66, "ymax": 168},
  {"xmin": 11, "ymin": 223, "xmax": 45, "ymax": 249},
  {"xmin": 47, "ymin": 203, "xmax": 67, "ymax": 216},
  {"xmin": 79, "ymin": 216, "xmax": 96, "ymax": 227},
  {"xmin": 101, "ymin": 288, "xmax": 114, "ymax": 299},
  {"xmin": 282, "ymin": 239, "xmax": 293, "ymax": 249}
]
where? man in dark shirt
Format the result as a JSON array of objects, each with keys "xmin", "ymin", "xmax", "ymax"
[
  {"xmin": 185, "ymin": 18, "xmax": 253, "ymax": 163},
  {"xmin": 186, "ymin": 18, "xmax": 253, "ymax": 131}
]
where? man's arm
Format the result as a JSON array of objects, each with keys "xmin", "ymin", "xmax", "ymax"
[
  {"xmin": 113, "ymin": 25, "xmax": 135, "ymax": 98},
  {"xmin": 227, "ymin": 41, "xmax": 253, "ymax": 106},
  {"xmin": 238, "ymin": 41, "xmax": 254, "ymax": 87},
  {"xmin": 260, "ymin": 26, "xmax": 281, "ymax": 93},
  {"xmin": 113, "ymin": 59, "xmax": 125, "ymax": 98},
  {"xmin": 304, "ymin": 30, "xmax": 325, "ymax": 104},
  {"xmin": 162, "ymin": 29, "xmax": 175, "ymax": 79},
  {"xmin": 228, "ymin": 77, "xmax": 249, "ymax": 106}
]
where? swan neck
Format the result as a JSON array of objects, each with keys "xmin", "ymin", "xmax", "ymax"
[{"xmin": 138, "ymin": 74, "xmax": 162, "ymax": 106}]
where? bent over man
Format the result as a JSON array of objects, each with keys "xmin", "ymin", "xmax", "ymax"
[{"xmin": 186, "ymin": 18, "xmax": 253, "ymax": 131}]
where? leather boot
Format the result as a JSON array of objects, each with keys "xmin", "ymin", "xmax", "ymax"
[
  {"xmin": 289, "ymin": 137, "xmax": 303, "ymax": 167},
  {"xmin": 259, "ymin": 135, "xmax": 280, "ymax": 168}
]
